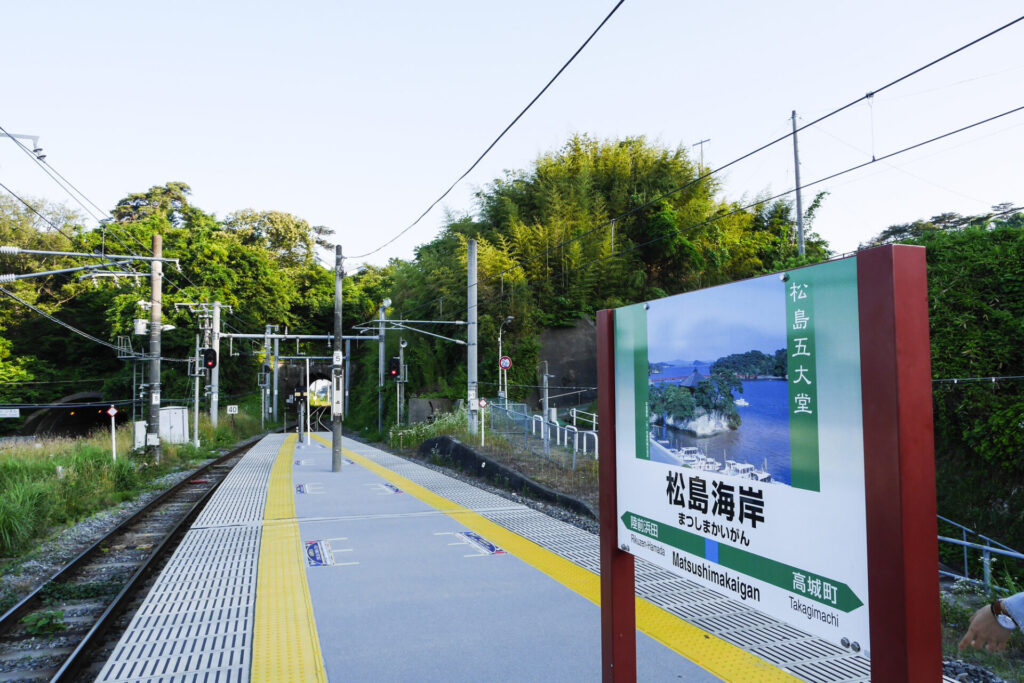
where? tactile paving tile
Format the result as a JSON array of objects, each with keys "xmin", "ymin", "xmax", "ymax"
[
  {"xmin": 344, "ymin": 438, "xmax": 884, "ymax": 683},
  {"xmin": 97, "ymin": 436, "xmax": 283, "ymax": 683},
  {"xmin": 193, "ymin": 436, "xmax": 283, "ymax": 528}
]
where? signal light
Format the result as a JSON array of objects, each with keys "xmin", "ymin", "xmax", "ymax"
[
  {"xmin": 389, "ymin": 357, "xmax": 400, "ymax": 378},
  {"xmin": 203, "ymin": 348, "xmax": 217, "ymax": 369}
]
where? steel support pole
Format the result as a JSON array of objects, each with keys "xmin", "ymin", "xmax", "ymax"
[
  {"xmin": 146, "ymin": 234, "xmax": 162, "ymax": 463},
  {"xmin": 272, "ymin": 331, "xmax": 280, "ymax": 421},
  {"xmin": 193, "ymin": 334, "xmax": 200, "ymax": 447},
  {"xmin": 344, "ymin": 339, "xmax": 351, "ymax": 416},
  {"xmin": 305, "ymin": 357, "xmax": 311, "ymax": 444},
  {"xmin": 211, "ymin": 301, "xmax": 220, "ymax": 428},
  {"xmin": 332, "ymin": 245, "xmax": 344, "ymax": 471},
  {"xmin": 467, "ymin": 239, "xmax": 478, "ymax": 435},
  {"xmin": 378, "ymin": 305, "xmax": 385, "ymax": 433},
  {"xmin": 398, "ymin": 340, "xmax": 405, "ymax": 426}
]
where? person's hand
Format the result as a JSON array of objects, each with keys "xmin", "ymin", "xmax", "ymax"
[{"xmin": 959, "ymin": 604, "xmax": 1013, "ymax": 653}]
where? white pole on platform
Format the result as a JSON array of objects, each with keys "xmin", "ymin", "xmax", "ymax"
[
  {"xmin": 110, "ymin": 409, "xmax": 117, "ymax": 462},
  {"xmin": 305, "ymin": 356, "xmax": 311, "ymax": 444}
]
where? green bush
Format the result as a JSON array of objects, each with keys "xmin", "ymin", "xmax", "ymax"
[
  {"xmin": 112, "ymin": 459, "xmax": 138, "ymax": 492},
  {"xmin": 0, "ymin": 481, "xmax": 46, "ymax": 555}
]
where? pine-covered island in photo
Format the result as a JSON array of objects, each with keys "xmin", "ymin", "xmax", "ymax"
[{"xmin": 646, "ymin": 277, "xmax": 793, "ymax": 485}]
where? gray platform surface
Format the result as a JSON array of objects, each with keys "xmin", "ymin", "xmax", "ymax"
[
  {"xmin": 296, "ymin": 436, "xmax": 721, "ymax": 682},
  {"xmin": 95, "ymin": 433, "xmax": 933, "ymax": 682}
]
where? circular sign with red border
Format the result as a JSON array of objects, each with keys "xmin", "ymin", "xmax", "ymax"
[{"xmin": 498, "ymin": 355, "xmax": 512, "ymax": 370}]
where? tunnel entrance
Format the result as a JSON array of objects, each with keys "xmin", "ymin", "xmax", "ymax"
[{"xmin": 20, "ymin": 392, "xmax": 126, "ymax": 438}]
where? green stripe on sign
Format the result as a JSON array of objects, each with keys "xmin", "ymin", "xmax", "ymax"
[
  {"xmin": 623, "ymin": 512, "xmax": 862, "ymax": 613},
  {"xmin": 615, "ymin": 304, "xmax": 649, "ymax": 460},
  {"xmin": 785, "ymin": 273, "xmax": 820, "ymax": 491}
]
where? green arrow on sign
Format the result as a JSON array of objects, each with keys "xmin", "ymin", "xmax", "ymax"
[{"xmin": 622, "ymin": 511, "xmax": 863, "ymax": 613}]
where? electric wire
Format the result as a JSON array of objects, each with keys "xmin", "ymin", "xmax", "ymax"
[
  {"xmin": 0, "ymin": 286, "xmax": 191, "ymax": 362},
  {"xmin": 349, "ymin": 0, "xmax": 627, "ymax": 259},
  {"xmin": 0, "ymin": 127, "xmax": 254, "ymax": 334},
  {"xmin": 354, "ymin": 13, "xmax": 1024, "ymax": 328},
  {"xmin": 453, "ymin": 102, "xmax": 1024, "ymax": 321},
  {"xmin": 0, "ymin": 123, "xmax": 106, "ymax": 224},
  {"xmin": 0, "ymin": 179, "xmax": 80, "ymax": 242}
]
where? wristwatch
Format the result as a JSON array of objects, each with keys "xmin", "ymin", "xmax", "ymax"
[{"xmin": 991, "ymin": 600, "xmax": 1019, "ymax": 630}]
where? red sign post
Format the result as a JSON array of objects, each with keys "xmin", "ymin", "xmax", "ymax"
[{"xmin": 597, "ymin": 245, "xmax": 940, "ymax": 681}]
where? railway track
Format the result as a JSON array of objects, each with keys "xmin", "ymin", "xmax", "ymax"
[{"xmin": 0, "ymin": 439, "xmax": 258, "ymax": 682}]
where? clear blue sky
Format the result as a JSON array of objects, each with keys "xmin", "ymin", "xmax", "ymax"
[
  {"xmin": 2, "ymin": 1, "xmax": 1021, "ymax": 269},
  {"xmin": 647, "ymin": 276, "xmax": 786, "ymax": 363}
]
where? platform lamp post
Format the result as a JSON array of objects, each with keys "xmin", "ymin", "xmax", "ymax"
[{"xmin": 498, "ymin": 316, "xmax": 514, "ymax": 404}]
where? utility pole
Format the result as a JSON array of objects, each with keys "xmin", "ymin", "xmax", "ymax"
[
  {"xmin": 210, "ymin": 301, "xmax": 221, "ymax": 427},
  {"xmin": 332, "ymin": 245, "xmax": 344, "ymax": 471},
  {"xmin": 792, "ymin": 110, "xmax": 805, "ymax": 257},
  {"xmin": 692, "ymin": 138, "xmax": 710, "ymax": 173},
  {"xmin": 467, "ymin": 239, "xmax": 478, "ymax": 436},
  {"xmin": 147, "ymin": 234, "xmax": 162, "ymax": 463}
]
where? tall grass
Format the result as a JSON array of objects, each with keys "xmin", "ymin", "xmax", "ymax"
[{"xmin": 0, "ymin": 396, "xmax": 273, "ymax": 559}]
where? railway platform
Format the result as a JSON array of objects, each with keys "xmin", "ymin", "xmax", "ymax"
[{"xmin": 95, "ymin": 433, "xmax": 877, "ymax": 682}]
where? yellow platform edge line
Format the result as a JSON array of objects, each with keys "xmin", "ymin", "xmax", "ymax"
[
  {"xmin": 252, "ymin": 434, "xmax": 328, "ymax": 683},
  {"xmin": 311, "ymin": 434, "xmax": 798, "ymax": 682}
]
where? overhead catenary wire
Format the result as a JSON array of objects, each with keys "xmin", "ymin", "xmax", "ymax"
[
  {"xmin": 356, "ymin": 13, "xmax": 1024, "ymax": 328},
  {"xmin": 454, "ymin": 102, "xmax": 1024, "ymax": 320},
  {"xmin": 933, "ymin": 375, "xmax": 1024, "ymax": 384},
  {"xmin": 0, "ymin": 286, "xmax": 191, "ymax": 363},
  {"xmin": 349, "ymin": 0, "xmax": 627, "ymax": 260},
  {"xmin": 0, "ymin": 126, "xmax": 254, "ymax": 335},
  {"xmin": 0, "ymin": 123, "xmax": 106, "ymax": 225}
]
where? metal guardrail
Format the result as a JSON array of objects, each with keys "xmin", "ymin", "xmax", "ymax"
[
  {"xmin": 937, "ymin": 514, "xmax": 1023, "ymax": 592},
  {"xmin": 489, "ymin": 400, "xmax": 597, "ymax": 470}
]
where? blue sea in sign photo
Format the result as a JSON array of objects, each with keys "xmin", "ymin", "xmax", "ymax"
[
  {"xmin": 648, "ymin": 371, "xmax": 791, "ymax": 485},
  {"xmin": 645, "ymin": 274, "xmax": 792, "ymax": 486}
]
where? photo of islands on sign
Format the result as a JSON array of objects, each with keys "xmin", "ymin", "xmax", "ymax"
[{"xmin": 646, "ymin": 274, "xmax": 793, "ymax": 486}]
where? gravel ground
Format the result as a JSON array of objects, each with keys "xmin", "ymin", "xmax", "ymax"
[
  {"xmin": 4, "ymin": 435, "xmax": 1012, "ymax": 683},
  {"xmin": 943, "ymin": 658, "xmax": 1010, "ymax": 682},
  {"xmin": 0, "ymin": 460, "xmax": 215, "ymax": 611},
  {"xmin": 374, "ymin": 439, "xmax": 1021, "ymax": 683}
]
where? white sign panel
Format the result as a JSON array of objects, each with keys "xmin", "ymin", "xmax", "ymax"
[
  {"xmin": 0, "ymin": 409, "xmax": 20, "ymax": 418},
  {"xmin": 227, "ymin": 405, "xmax": 239, "ymax": 415},
  {"xmin": 614, "ymin": 259, "xmax": 869, "ymax": 653}
]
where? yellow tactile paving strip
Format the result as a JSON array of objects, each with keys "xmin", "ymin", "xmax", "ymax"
[
  {"xmin": 312, "ymin": 434, "xmax": 798, "ymax": 682},
  {"xmin": 252, "ymin": 434, "xmax": 328, "ymax": 683}
]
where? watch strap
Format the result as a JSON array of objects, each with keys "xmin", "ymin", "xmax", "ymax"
[{"xmin": 992, "ymin": 600, "xmax": 1020, "ymax": 629}]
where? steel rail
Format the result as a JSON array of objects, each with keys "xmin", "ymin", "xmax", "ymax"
[
  {"xmin": 50, "ymin": 453, "xmax": 237, "ymax": 681},
  {"xmin": 0, "ymin": 432, "xmax": 268, "ymax": 639}
]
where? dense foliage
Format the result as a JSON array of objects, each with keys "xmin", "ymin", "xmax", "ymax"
[
  {"xmin": 711, "ymin": 349, "xmax": 786, "ymax": 377},
  {"xmin": 0, "ymin": 185, "xmax": 342, "ymax": 431},
  {"xmin": 867, "ymin": 207, "xmax": 1024, "ymax": 548},
  {"xmin": 361, "ymin": 135, "xmax": 827, "ymax": 429}
]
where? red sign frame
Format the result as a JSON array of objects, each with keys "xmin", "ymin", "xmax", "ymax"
[{"xmin": 597, "ymin": 245, "xmax": 940, "ymax": 681}]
